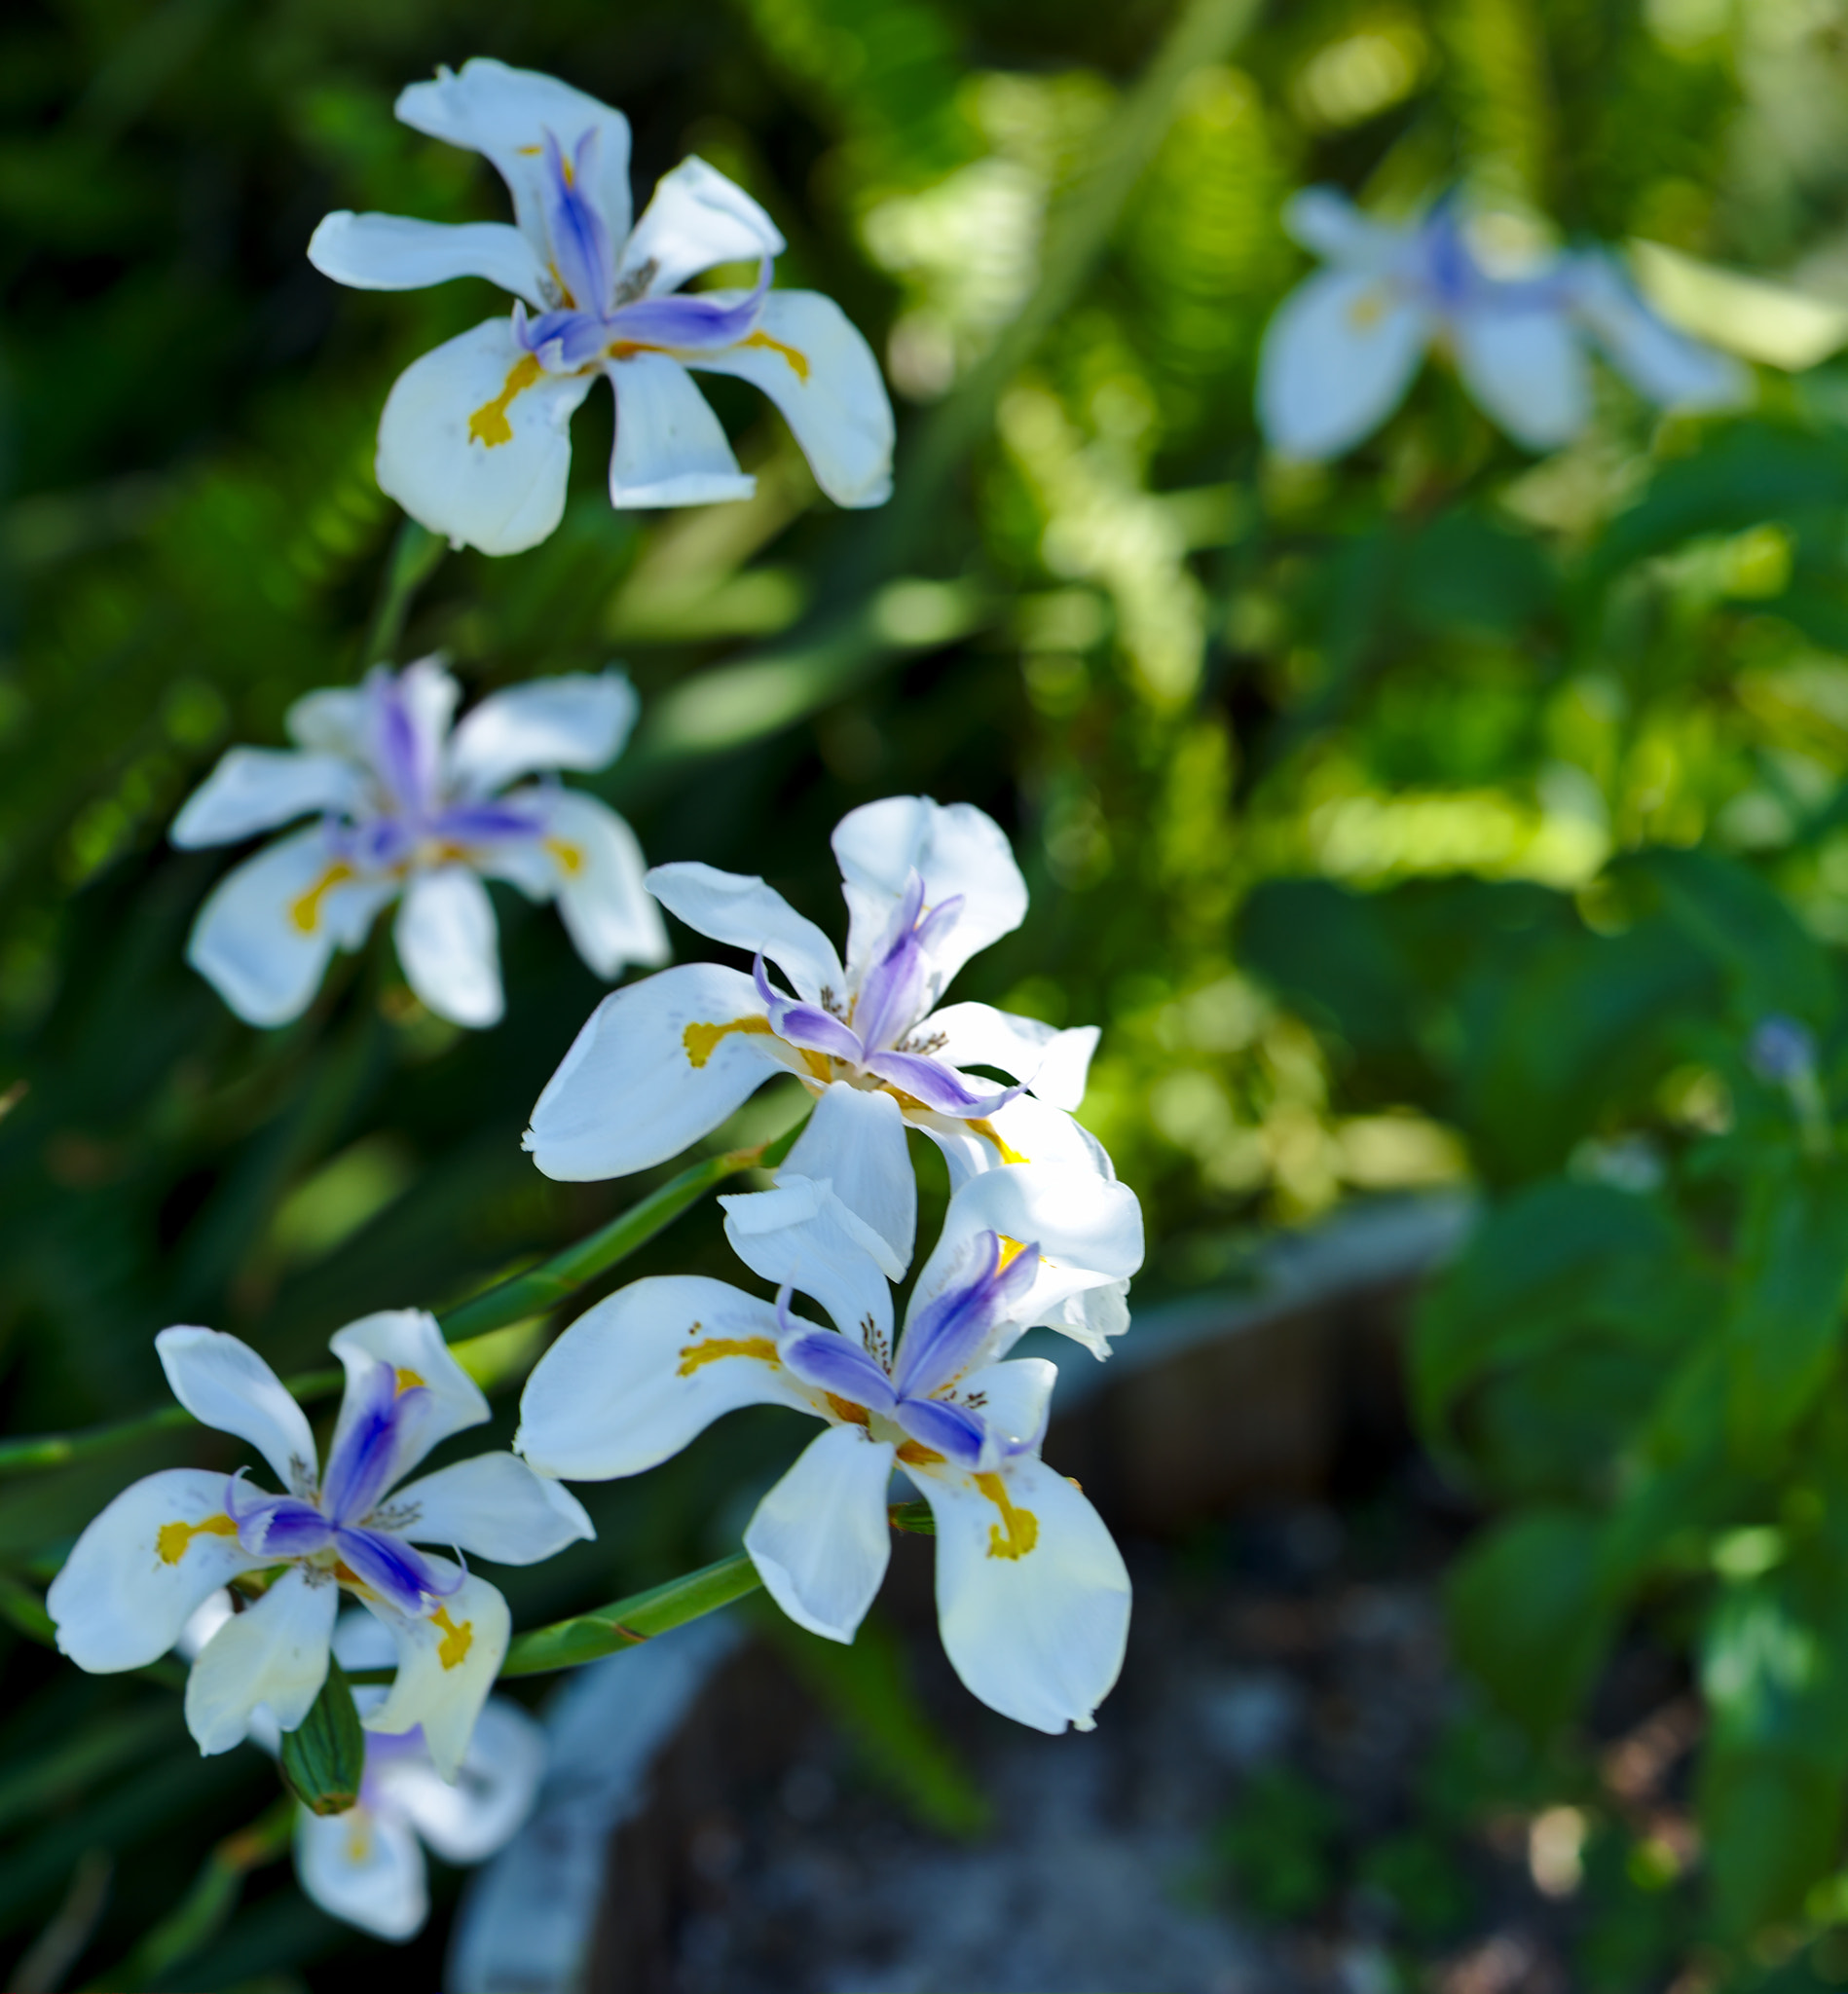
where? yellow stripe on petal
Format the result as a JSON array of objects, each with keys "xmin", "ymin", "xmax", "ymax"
[
  {"xmin": 974, "ymin": 1472, "xmax": 1039, "ymax": 1561},
  {"xmin": 739, "ymin": 329, "xmax": 810, "ymax": 382},
  {"xmin": 157, "ymin": 1513, "xmax": 240, "ymax": 1566},
  {"xmin": 393, "ymin": 1368, "xmax": 425, "ymax": 1394},
  {"xmin": 431, "ymin": 1604, "xmax": 473, "ymax": 1671},
  {"xmin": 677, "ymin": 1334, "xmax": 779, "ymax": 1378},
  {"xmin": 966, "ymin": 1118, "xmax": 1028, "ymax": 1166},
  {"xmin": 545, "ymin": 836, "xmax": 585, "ymax": 876},
  {"xmin": 683, "ymin": 1015, "xmax": 776, "ymax": 1068},
  {"xmin": 289, "ymin": 861, "xmax": 355, "ymax": 936},
  {"xmin": 995, "ymin": 1234, "xmax": 1033, "ymax": 1274},
  {"xmin": 469, "ymin": 353, "xmax": 543, "ymax": 448}
]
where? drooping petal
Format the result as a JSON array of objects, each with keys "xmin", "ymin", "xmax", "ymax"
[
  {"xmin": 686, "ymin": 290, "xmax": 895, "ymax": 509},
  {"xmin": 444, "ymin": 670, "xmax": 640, "ymax": 795},
  {"xmin": 913, "ymin": 1456, "xmax": 1130, "ymax": 1734},
  {"xmin": 307, "ymin": 210, "xmax": 548, "ymax": 310},
  {"xmin": 170, "ymin": 749, "xmax": 365, "ymax": 850},
  {"xmin": 186, "ymin": 827, "xmax": 394, "ymax": 1028},
  {"xmin": 605, "ymin": 351, "xmax": 756, "ymax": 508},
  {"xmin": 360, "ymin": 1564, "xmax": 510, "ymax": 1782},
  {"xmin": 185, "ymin": 1564, "xmax": 339, "ymax": 1754},
  {"xmin": 645, "ymin": 863, "xmax": 844, "ymax": 1001},
  {"xmin": 536, "ymin": 791, "xmax": 672, "ymax": 979},
  {"xmin": 387, "ymin": 1452, "xmax": 595, "ymax": 1565},
  {"xmin": 1282, "ymin": 187, "xmax": 1409, "ymax": 273},
  {"xmin": 516, "ymin": 1276, "xmax": 811, "ymax": 1479},
  {"xmin": 524, "ymin": 962, "xmax": 785, "ymax": 1181},
  {"xmin": 617, "ymin": 156, "xmax": 785, "ymax": 298},
  {"xmin": 919, "ymin": 1091, "xmax": 1117, "ymax": 1193},
  {"xmin": 777, "ymin": 1083, "xmax": 916, "ymax": 1274},
  {"xmin": 49, "ymin": 1468, "xmax": 267, "ymax": 1673},
  {"xmin": 951, "ymin": 1356, "xmax": 1056, "ymax": 1454},
  {"xmin": 893, "ymin": 1394, "xmax": 985, "ymax": 1466},
  {"xmin": 327, "ymin": 1311, "xmax": 491, "ymax": 1495},
  {"xmin": 378, "ymin": 1696, "xmax": 546, "ymax": 1863},
  {"xmin": 394, "ymin": 867, "xmax": 503, "ymax": 1028},
  {"xmin": 295, "ymin": 1802, "xmax": 429, "ymax": 1941},
  {"xmin": 918, "ymin": 1004, "xmax": 1099, "ymax": 1112},
  {"xmin": 1256, "ymin": 267, "xmax": 1430, "ymax": 461},
  {"xmin": 156, "ymin": 1326, "xmax": 320, "ymax": 1494},
  {"xmin": 1451, "ymin": 303, "xmax": 1590, "ymax": 451},
  {"xmin": 831, "ymin": 798, "xmax": 1026, "ymax": 990},
  {"xmin": 336, "ymin": 1526, "xmax": 458, "ymax": 1615},
  {"xmin": 1045, "ymin": 1276, "xmax": 1131, "ymax": 1360},
  {"xmin": 1567, "ymin": 251, "xmax": 1752, "ymax": 412},
  {"xmin": 377, "ymin": 317, "xmax": 595, "ymax": 558},
  {"xmin": 743, "ymin": 1423, "xmax": 896, "ymax": 1643},
  {"xmin": 862, "ymin": 1051, "xmax": 1021, "ymax": 1118},
  {"xmin": 721, "ymin": 1176, "xmax": 898, "ymax": 1348},
  {"xmin": 394, "ymin": 58, "xmax": 635, "ymax": 251}
]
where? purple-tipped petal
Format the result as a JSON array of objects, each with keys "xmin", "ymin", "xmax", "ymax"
[
  {"xmin": 893, "ymin": 1395, "xmax": 986, "ymax": 1468},
  {"xmin": 779, "ymin": 1329, "xmax": 898, "ymax": 1416},
  {"xmin": 430, "ymin": 799, "xmax": 547, "ymax": 845},
  {"xmin": 862, "ymin": 1052, "xmax": 1023, "ymax": 1118},
  {"xmin": 894, "ymin": 1231, "xmax": 1040, "ymax": 1401},
  {"xmin": 334, "ymin": 1526, "xmax": 459, "ymax": 1615},
  {"xmin": 604, "ymin": 260, "xmax": 771, "ymax": 352},
  {"xmin": 543, "ymin": 128, "xmax": 617, "ymax": 316},
  {"xmin": 753, "ymin": 954, "xmax": 863, "ymax": 1062},
  {"xmin": 230, "ymin": 1488, "xmax": 333, "ymax": 1562},
  {"xmin": 365, "ymin": 670, "xmax": 439, "ymax": 818},
  {"xmin": 322, "ymin": 1364, "xmax": 429, "ymax": 1528}
]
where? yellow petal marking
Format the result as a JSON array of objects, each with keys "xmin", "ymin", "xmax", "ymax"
[
  {"xmin": 545, "ymin": 836, "xmax": 585, "ymax": 876},
  {"xmin": 827, "ymin": 1393, "xmax": 870, "ymax": 1426},
  {"xmin": 345, "ymin": 1808, "xmax": 374, "ymax": 1863},
  {"xmin": 897, "ymin": 1439, "xmax": 945, "ymax": 1467},
  {"xmin": 995, "ymin": 1234, "xmax": 1032, "ymax": 1274},
  {"xmin": 431, "ymin": 1604, "xmax": 473, "ymax": 1671},
  {"xmin": 739, "ymin": 329, "xmax": 810, "ymax": 383},
  {"xmin": 158, "ymin": 1513, "xmax": 240, "ymax": 1565},
  {"xmin": 677, "ymin": 1335, "xmax": 779, "ymax": 1377},
  {"xmin": 1348, "ymin": 287, "xmax": 1387, "ymax": 330},
  {"xmin": 683, "ymin": 1015, "xmax": 776, "ymax": 1068},
  {"xmin": 966, "ymin": 1118, "xmax": 1028, "ymax": 1166},
  {"xmin": 468, "ymin": 352, "xmax": 543, "ymax": 448},
  {"xmin": 289, "ymin": 861, "xmax": 355, "ymax": 936},
  {"xmin": 393, "ymin": 1368, "xmax": 425, "ymax": 1394},
  {"xmin": 974, "ymin": 1472, "xmax": 1039, "ymax": 1561}
]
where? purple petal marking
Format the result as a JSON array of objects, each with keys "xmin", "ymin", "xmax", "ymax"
[
  {"xmin": 913, "ymin": 891, "xmax": 964, "ymax": 958},
  {"xmin": 334, "ymin": 1526, "xmax": 459, "ymax": 1614},
  {"xmin": 542, "ymin": 128, "xmax": 616, "ymax": 316},
  {"xmin": 515, "ymin": 300, "xmax": 611, "ymax": 371},
  {"xmin": 431, "ymin": 799, "xmax": 547, "ymax": 845},
  {"xmin": 753, "ymin": 955, "xmax": 863, "ymax": 1062},
  {"xmin": 893, "ymin": 1230, "xmax": 1040, "ymax": 1401},
  {"xmin": 862, "ymin": 1052, "xmax": 1023, "ymax": 1118},
  {"xmin": 365, "ymin": 669, "xmax": 437, "ymax": 818},
  {"xmin": 779, "ymin": 1329, "xmax": 897, "ymax": 1416},
  {"xmin": 321, "ymin": 1364, "xmax": 429, "ymax": 1528},
  {"xmin": 850, "ymin": 873, "xmax": 931, "ymax": 1054},
  {"xmin": 604, "ymin": 260, "xmax": 772, "ymax": 353},
  {"xmin": 892, "ymin": 1395, "xmax": 986, "ymax": 1468},
  {"xmin": 229, "ymin": 1487, "xmax": 332, "ymax": 1561}
]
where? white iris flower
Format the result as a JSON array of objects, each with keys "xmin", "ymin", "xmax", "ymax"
[
  {"xmin": 308, "ymin": 57, "xmax": 895, "ymax": 554},
  {"xmin": 172, "ymin": 658, "xmax": 667, "ymax": 1029},
  {"xmin": 1257, "ymin": 187, "xmax": 1750, "ymax": 461},
  {"xmin": 517, "ymin": 1166, "xmax": 1142, "ymax": 1733},
  {"xmin": 524, "ymin": 794, "xmax": 1128, "ymax": 1346},
  {"xmin": 49, "ymin": 1311, "xmax": 592, "ymax": 1780}
]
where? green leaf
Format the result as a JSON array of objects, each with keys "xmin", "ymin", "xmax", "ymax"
[{"xmin": 277, "ymin": 1661, "xmax": 362, "ymax": 1818}]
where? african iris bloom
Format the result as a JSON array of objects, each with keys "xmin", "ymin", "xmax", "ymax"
[
  {"xmin": 182, "ymin": 1597, "xmax": 546, "ymax": 1942},
  {"xmin": 49, "ymin": 1311, "xmax": 593, "ymax": 1779},
  {"xmin": 524, "ymin": 795, "xmax": 1123, "ymax": 1311},
  {"xmin": 518, "ymin": 1165, "xmax": 1142, "ymax": 1732},
  {"xmin": 308, "ymin": 58, "xmax": 894, "ymax": 555},
  {"xmin": 1257, "ymin": 188, "xmax": 1750, "ymax": 461},
  {"xmin": 173, "ymin": 658, "xmax": 667, "ymax": 1028}
]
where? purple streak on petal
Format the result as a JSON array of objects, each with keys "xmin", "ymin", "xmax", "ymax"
[
  {"xmin": 851, "ymin": 873, "xmax": 931, "ymax": 1054},
  {"xmin": 543, "ymin": 128, "xmax": 616, "ymax": 316},
  {"xmin": 892, "ymin": 1396, "xmax": 985, "ymax": 1467},
  {"xmin": 334, "ymin": 1526, "xmax": 459, "ymax": 1614},
  {"xmin": 779, "ymin": 1329, "xmax": 897, "ymax": 1415},
  {"xmin": 517, "ymin": 303, "xmax": 614, "ymax": 370},
  {"xmin": 605, "ymin": 261, "xmax": 772, "ymax": 352},
  {"xmin": 862, "ymin": 1052, "xmax": 1023, "ymax": 1117},
  {"xmin": 431, "ymin": 800, "xmax": 546, "ymax": 844},
  {"xmin": 894, "ymin": 1231, "xmax": 1040, "ymax": 1400},
  {"xmin": 365, "ymin": 670, "xmax": 435, "ymax": 818},
  {"xmin": 233, "ymin": 1494, "xmax": 334, "ymax": 1561},
  {"xmin": 912, "ymin": 891, "xmax": 964, "ymax": 958},
  {"xmin": 753, "ymin": 955, "xmax": 863, "ymax": 1062},
  {"xmin": 322, "ymin": 1364, "xmax": 428, "ymax": 1528}
]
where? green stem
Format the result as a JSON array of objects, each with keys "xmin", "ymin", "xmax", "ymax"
[
  {"xmin": 361, "ymin": 515, "xmax": 445, "ymax": 666},
  {"xmin": 497, "ymin": 1550, "xmax": 764, "ymax": 1677}
]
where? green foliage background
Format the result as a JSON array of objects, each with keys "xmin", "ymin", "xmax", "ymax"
[{"xmin": 10, "ymin": 0, "xmax": 1848, "ymax": 1983}]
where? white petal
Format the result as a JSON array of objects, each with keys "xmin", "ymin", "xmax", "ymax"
[
  {"xmin": 719, "ymin": 1174, "xmax": 898, "ymax": 1342},
  {"xmin": 286, "ymin": 686, "xmax": 365, "ymax": 757},
  {"xmin": 921, "ymin": 1003, "xmax": 1098, "ymax": 1111},
  {"xmin": 831, "ymin": 797, "xmax": 1025, "ymax": 989},
  {"xmin": 644, "ymin": 862, "xmax": 843, "ymax": 1000},
  {"xmin": 914, "ymin": 1456, "xmax": 1129, "ymax": 1734},
  {"xmin": 618, "ymin": 156, "xmax": 785, "ymax": 298},
  {"xmin": 523, "ymin": 962, "xmax": 784, "ymax": 1181},
  {"xmin": 954, "ymin": 1357, "xmax": 1055, "ymax": 1451},
  {"xmin": 377, "ymin": 317, "xmax": 594, "ymax": 558},
  {"xmin": 1282, "ymin": 187, "xmax": 1409, "ymax": 272},
  {"xmin": 394, "ymin": 867, "xmax": 503, "ymax": 1027},
  {"xmin": 388, "ymin": 1452, "xmax": 594, "ymax": 1565},
  {"xmin": 156, "ymin": 1326, "xmax": 319, "ymax": 1492},
  {"xmin": 1256, "ymin": 267, "xmax": 1429, "ymax": 461},
  {"xmin": 1569, "ymin": 252, "xmax": 1752, "ymax": 411},
  {"xmin": 170, "ymin": 749, "xmax": 364, "ymax": 849},
  {"xmin": 744, "ymin": 1424, "xmax": 895, "ymax": 1643},
  {"xmin": 308, "ymin": 210, "xmax": 547, "ymax": 309},
  {"xmin": 376, "ymin": 1698, "xmax": 546, "ymax": 1863},
  {"xmin": 687, "ymin": 291, "xmax": 894, "ymax": 508},
  {"xmin": 395, "ymin": 57, "xmax": 635, "ymax": 248},
  {"xmin": 1047, "ymin": 1276, "xmax": 1131, "ymax": 1359},
  {"xmin": 328, "ymin": 1310, "xmax": 490, "ymax": 1492},
  {"xmin": 516, "ymin": 1275, "xmax": 810, "ymax": 1479},
  {"xmin": 295, "ymin": 1803, "xmax": 428, "ymax": 1941},
  {"xmin": 186, "ymin": 1564, "xmax": 338, "ymax": 1754},
  {"xmin": 777, "ymin": 1083, "xmax": 915, "ymax": 1273},
  {"xmin": 536, "ymin": 791, "xmax": 671, "ymax": 979},
  {"xmin": 606, "ymin": 352, "xmax": 755, "ymax": 508},
  {"xmin": 176, "ymin": 1589, "xmax": 238, "ymax": 1662},
  {"xmin": 1451, "ymin": 304, "xmax": 1590, "ymax": 451},
  {"xmin": 359, "ymin": 1565, "xmax": 510, "ymax": 1781},
  {"xmin": 331, "ymin": 1607, "xmax": 397, "ymax": 1674},
  {"xmin": 186, "ymin": 827, "xmax": 392, "ymax": 1027},
  {"xmin": 49, "ymin": 1468, "xmax": 265, "ymax": 1673},
  {"xmin": 921, "ymin": 1092, "xmax": 1117, "ymax": 1194},
  {"xmin": 444, "ymin": 670, "xmax": 639, "ymax": 795}
]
